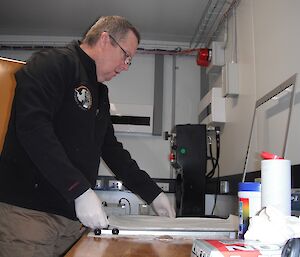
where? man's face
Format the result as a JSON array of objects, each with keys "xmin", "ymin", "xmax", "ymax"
[{"xmin": 95, "ymin": 31, "xmax": 138, "ymax": 82}]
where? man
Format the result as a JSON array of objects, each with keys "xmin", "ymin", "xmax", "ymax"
[{"xmin": 0, "ymin": 16, "xmax": 175, "ymax": 256}]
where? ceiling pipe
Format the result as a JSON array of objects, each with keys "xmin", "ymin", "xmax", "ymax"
[
  {"xmin": 206, "ymin": 0, "xmax": 240, "ymax": 47},
  {"xmin": 190, "ymin": 0, "xmax": 240, "ymax": 49},
  {"xmin": 189, "ymin": 0, "xmax": 213, "ymax": 49},
  {"xmin": 231, "ymin": 6, "xmax": 238, "ymax": 64},
  {"xmin": 203, "ymin": 0, "xmax": 229, "ymax": 47}
]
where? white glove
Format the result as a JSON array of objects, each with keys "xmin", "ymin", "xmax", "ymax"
[
  {"xmin": 74, "ymin": 188, "xmax": 109, "ymax": 229},
  {"xmin": 151, "ymin": 192, "xmax": 176, "ymax": 218}
]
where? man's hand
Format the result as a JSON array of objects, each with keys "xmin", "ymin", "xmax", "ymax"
[
  {"xmin": 151, "ymin": 192, "xmax": 176, "ymax": 218},
  {"xmin": 74, "ymin": 188, "xmax": 109, "ymax": 229}
]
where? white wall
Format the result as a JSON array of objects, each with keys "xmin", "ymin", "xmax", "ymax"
[
  {"xmin": 215, "ymin": 0, "xmax": 300, "ymax": 176},
  {"xmin": 252, "ymin": 0, "xmax": 300, "ymax": 169},
  {"xmin": 210, "ymin": 0, "xmax": 256, "ymax": 176},
  {"xmin": 107, "ymin": 54, "xmax": 155, "ymax": 105}
]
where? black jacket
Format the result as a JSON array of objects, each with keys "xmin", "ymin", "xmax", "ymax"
[{"xmin": 0, "ymin": 41, "xmax": 162, "ymax": 219}]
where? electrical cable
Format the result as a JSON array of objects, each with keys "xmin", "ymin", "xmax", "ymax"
[
  {"xmin": 206, "ymin": 145, "xmax": 216, "ymax": 178},
  {"xmin": 206, "ymin": 127, "xmax": 220, "ymax": 179},
  {"xmin": 206, "ymin": 136, "xmax": 214, "ymax": 177},
  {"xmin": 118, "ymin": 197, "xmax": 131, "ymax": 215},
  {"xmin": 204, "ymin": 127, "xmax": 221, "ymax": 215},
  {"xmin": 0, "ymin": 44, "xmax": 202, "ymax": 56},
  {"xmin": 211, "ymin": 162, "xmax": 220, "ymax": 215}
]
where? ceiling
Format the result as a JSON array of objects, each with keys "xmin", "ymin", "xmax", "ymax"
[{"xmin": 0, "ymin": 0, "xmax": 236, "ymax": 48}]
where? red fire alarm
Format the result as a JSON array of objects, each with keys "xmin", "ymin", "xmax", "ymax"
[{"xmin": 196, "ymin": 48, "xmax": 211, "ymax": 67}]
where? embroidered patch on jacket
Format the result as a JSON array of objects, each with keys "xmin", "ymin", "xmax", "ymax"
[{"xmin": 74, "ymin": 85, "xmax": 92, "ymax": 110}]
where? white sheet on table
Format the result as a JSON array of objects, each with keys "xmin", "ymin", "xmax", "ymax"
[{"xmin": 108, "ymin": 215, "xmax": 238, "ymax": 231}]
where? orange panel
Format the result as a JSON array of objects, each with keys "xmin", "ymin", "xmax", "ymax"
[{"xmin": 0, "ymin": 57, "xmax": 25, "ymax": 153}]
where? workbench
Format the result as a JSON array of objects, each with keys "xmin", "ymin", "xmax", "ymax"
[
  {"xmin": 65, "ymin": 215, "xmax": 238, "ymax": 256},
  {"xmin": 64, "ymin": 233, "xmax": 193, "ymax": 257}
]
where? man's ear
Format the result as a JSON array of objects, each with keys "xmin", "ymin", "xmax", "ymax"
[{"xmin": 99, "ymin": 32, "xmax": 110, "ymax": 46}]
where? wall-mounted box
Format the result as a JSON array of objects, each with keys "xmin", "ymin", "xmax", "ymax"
[
  {"xmin": 198, "ymin": 87, "xmax": 226, "ymax": 126},
  {"xmin": 110, "ymin": 103, "xmax": 153, "ymax": 134},
  {"xmin": 206, "ymin": 41, "xmax": 225, "ymax": 75},
  {"xmin": 222, "ymin": 62, "xmax": 239, "ymax": 97}
]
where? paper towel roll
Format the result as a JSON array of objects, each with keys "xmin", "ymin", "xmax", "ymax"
[{"xmin": 261, "ymin": 160, "xmax": 291, "ymax": 216}]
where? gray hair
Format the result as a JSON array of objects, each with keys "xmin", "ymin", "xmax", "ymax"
[{"xmin": 82, "ymin": 16, "xmax": 140, "ymax": 46}]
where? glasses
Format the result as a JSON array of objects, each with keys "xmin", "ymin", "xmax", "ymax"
[{"xmin": 108, "ymin": 34, "xmax": 132, "ymax": 66}]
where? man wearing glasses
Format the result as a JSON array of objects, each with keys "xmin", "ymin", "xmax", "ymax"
[{"xmin": 0, "ymin": 16, "xmax": 175, "ymax": 257}]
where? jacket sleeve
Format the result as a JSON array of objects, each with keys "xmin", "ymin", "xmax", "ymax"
[
  {"xmin": 101, "ymin": 94, "xmax": 162, "ymax": 204},
  {"xmin": 14, "ymin": 51, "xmax": 91, "ymax": 203}
]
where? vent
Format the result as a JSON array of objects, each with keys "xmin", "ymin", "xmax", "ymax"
[{"xmin": 110, "ymin": 103, "xmax": 153, "ymax": 134}]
